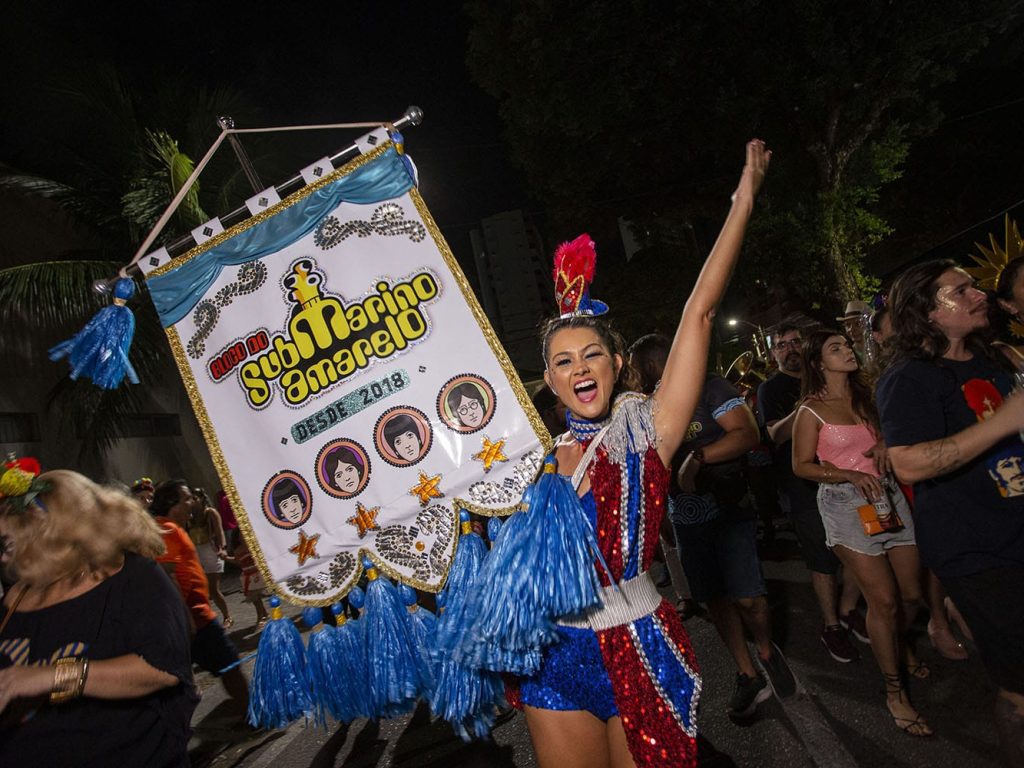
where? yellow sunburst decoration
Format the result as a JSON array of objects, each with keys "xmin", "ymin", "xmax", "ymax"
[{"xmin": 964, "ymin": 215, "xmax": 1024, "ymax": 338}]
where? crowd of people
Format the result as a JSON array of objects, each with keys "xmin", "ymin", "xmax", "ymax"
[
  {"xmin": 0, "ymin": 470, "xmax": 266, "ymax": 766},
  {"xmin": 0, "ymin": 136, "xmax": 1021, "ymax": 768}
]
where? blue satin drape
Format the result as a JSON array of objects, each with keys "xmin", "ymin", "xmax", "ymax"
[{"xmin": 148, "ymin": 147, "xmax": 415, "ymax": 327}]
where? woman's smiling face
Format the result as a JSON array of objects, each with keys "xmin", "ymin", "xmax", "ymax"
[{"xmin": 543, "ymin": 326, "xmax": 621, "ymax": 421}]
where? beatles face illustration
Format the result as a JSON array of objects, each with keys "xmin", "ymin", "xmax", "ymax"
[
  {"xmin": 317, "ymin": 440, "xmax": 371, "ymax": 498},
  {"xmin": 376, "ymin": 407, "xmax": 432, "ymax": 467},
  {"xmin": 384, "ymin": 414, "xmax": 424, "ymax": 460},
  {"xmin": 438, "ymin": 376, "xmax": 495, "ymax": 433},
  {"xmin": 265, "ymin": 473, "xmax": 312, "ymax": 529}
]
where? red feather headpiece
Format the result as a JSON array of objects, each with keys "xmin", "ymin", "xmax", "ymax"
[{"xmin": 552, "ymin": 234, "xmax": 607, "ymax": 317}]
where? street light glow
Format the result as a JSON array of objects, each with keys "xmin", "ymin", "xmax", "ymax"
[{"xmin": 727, "ymin": 318, "xmax": 738, "ymax": 327}]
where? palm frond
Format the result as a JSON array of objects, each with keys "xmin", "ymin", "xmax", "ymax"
[
  {"xmin": 0, "ymin": 260, "xmax": 114, "ymax": 331},
  {"xmin": 0, "ymin": 173, "xmax": 75, "ymax": 200}
]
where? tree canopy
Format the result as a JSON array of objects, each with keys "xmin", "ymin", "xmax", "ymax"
[{"xmin": 466, "ymin": 0, "xmax": 1021, "ymax": 309}]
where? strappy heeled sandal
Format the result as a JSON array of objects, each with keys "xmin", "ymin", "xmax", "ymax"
[{"xmin": 884, "ymin": 673, "xmax": 933, "ymax": 737}]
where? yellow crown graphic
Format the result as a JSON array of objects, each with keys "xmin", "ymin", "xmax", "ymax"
[{"xmin": 284, "ymin": 259, "xmax": 324, "ymax": 308}]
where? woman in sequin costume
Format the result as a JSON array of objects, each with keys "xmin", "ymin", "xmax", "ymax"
[{"xmin": 518, "ymin": 140, "xmax": 770, "ymax": 768}]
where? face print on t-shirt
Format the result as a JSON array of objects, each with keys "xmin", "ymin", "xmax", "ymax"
[
  {"xmin": 988, "ymin": 447, "xmax": 1024, "ymax": 498},
  {"xmin": 961, "ymin": 377, "xmax": 1024, "ymax": 498}
]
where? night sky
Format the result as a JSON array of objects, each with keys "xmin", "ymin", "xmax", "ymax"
[
  {"xmin": 1, "ymin": 1, "xmax": 533, "ymax": 274},
  {"xmin": 2, "ymin": 2, "xmax": 1021, "ymax": 293}
]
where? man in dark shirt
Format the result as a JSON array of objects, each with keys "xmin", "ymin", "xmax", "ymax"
[
  {"xmin": 632, "ymin": 335, "xmax": 796, "ymax": 717},
  {"xmin": 878, "ymin": 260, "xmax": 1024, "ymax": 759},
  {"xmin": 757, "ymin": 322, "xmax": 860, "ymax": 663}
]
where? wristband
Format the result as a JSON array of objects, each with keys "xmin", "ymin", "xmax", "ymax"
[{"xmin": 49, "ymin": 656, "xmax": 88, "ymax": 704}]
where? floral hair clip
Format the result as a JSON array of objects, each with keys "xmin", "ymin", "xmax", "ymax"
[
  {"xmin": 0, "ymin": 456, "xmax": 50, "ymax": 514},
  {"xmin": 131, "ymin": 476, "xmax": 154, "ymax": 493}
]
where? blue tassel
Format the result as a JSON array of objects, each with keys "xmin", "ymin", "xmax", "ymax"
[
  {"xmin": 248, "ymin": 596, "xmax": 312, "ymax": 729},
  {"xmin": 457, "ymin": 461, "xmax": 603, "ymax": 674},
  {"xmin": 486, "ymin": 516, "xmax": 504, "ymax": 543},
  {"xmin": 303, "ymin": 604, "xmax": 368, "ymax": 725},
  {"xmin": 302, "ymin": 608, "xmax": 335, "ymax": 727},
  {"xmin": 399, "ymin": 584, "xmax": 437, "ymax": 699},
  {"xmin": 331, "ymin": 602, "xmax": 372, "ymax": 721},
  {"xmin": 362, "ymin": 557, "xmax": 420, "ymax": 718},
  {"xmin": 49, "ymin": 278, "xmax": 139, "ymax": 389},
  {"xmin": 431, "ymin": 511, "xmax": 506, "ymax": 740}
]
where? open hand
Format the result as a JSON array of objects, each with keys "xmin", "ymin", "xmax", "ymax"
[{"xmin": 734, "ymin": 139, "xmax": 772, "ymax": 202}]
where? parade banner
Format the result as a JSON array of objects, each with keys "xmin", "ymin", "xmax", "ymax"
[{"xmin": 142, "ymin": 136, "xmax": 548, "ymax": 605}]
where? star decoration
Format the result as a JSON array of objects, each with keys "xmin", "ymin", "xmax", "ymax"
[
  {"xmin": 964, "ymin": 215, "xmax": 1024, "ymax": 338},
  {"xmin": 347, "ymin": 503, "xmax": 380, "ymax": 539},
  {"xmin": 409, "ymin": 472, "xmax": 444, "ymax": 506},
  {"xmin": 473, "ymin": 436, "xmax": 509, "ymax": 472},
  {"xmin": 289, "ymin": 530, "xmax": 320, "ymax": 565}
]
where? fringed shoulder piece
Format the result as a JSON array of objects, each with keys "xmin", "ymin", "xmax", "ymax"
[{"xmin": 601, "ymin": 392, "xmax": 657, "ymax": 464}]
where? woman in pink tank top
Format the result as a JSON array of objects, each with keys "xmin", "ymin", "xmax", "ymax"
[{"xmin": 792, "ymin": 329, "xmax": 929, "ymax": 737}]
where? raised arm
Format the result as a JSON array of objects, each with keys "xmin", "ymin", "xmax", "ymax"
[{"xmin": 653, "ymin": 140, "xmax": 771, "ymax": 462}]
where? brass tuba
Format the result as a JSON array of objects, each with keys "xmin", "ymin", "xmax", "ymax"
[{"xmin": 724, "ymin": 350, "xmax": 767, "ymax": 390}]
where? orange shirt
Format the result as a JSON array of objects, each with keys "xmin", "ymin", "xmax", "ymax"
[{"xmin": 155, "ymin": 517, "xmax": 217, "ymax": 628}]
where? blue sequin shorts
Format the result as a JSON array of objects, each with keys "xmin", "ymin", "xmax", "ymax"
[{"xmin": 519, "ymin": 625, "xmax": 619, "ymax": 721}]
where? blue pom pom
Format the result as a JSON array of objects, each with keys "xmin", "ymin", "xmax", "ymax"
[
  {"xmin": 364, "ymin": 572, "xmax": 420, "ymax": 718},
  {"xmin": 348, "ymin": 586, "xmax": 365, "ymax": 610},
  {"xmin": 301, "ymin": 607, "xmax": 323, "ymax": 628},
  {"xmin": 334, "ymin": 615, "xmax": 372, "ymax": 720},
  {"xmin": 248, "ymin": 602, "xmax": 312, "ymax": 729},
  {"xmin": 305, "ymin": 613, "xmax": 371, "ymax": 726},
  {"xmin": 487, "ymin": 516, "xmax": 503, "ymax": 543},
  {"xmin": 406, "ymin": 601, "xmax": 437, "ymax": 698},
  {"xmin": 456, "ymin": 469, "xmax": 602, "ymax": 674},
  {"xmin": 304, "ymin": 624, "xmax": 339, "ymax": 727},
  {"xmin": 430, "ymin": 526, "xmax": 506, "ymax": 740},
  {"xmin": 398, "ymin": 583, "xmax": 418, "ymax": 607},
  {"xmin": 49, "ymin": 278, "xmax": 139, "ymax": 389}
]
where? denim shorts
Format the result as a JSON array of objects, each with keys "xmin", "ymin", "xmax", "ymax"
[
  {"xmin": 816, "ymin": 479, "xmax": 916, "ymax": 557},
  {"xmin": 673, "ymin": 517, "xmax": 766, "ymax": 603}
]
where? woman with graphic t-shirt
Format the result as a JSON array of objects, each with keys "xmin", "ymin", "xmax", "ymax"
[
  {"xmin": 0, "ymin": 470, "xmax": 196, "ymax": 767},
  {"xmin": 877, "ymin": 259, "xmax": 1024, "ymax": 765}
]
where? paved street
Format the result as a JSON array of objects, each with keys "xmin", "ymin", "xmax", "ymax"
[{"xmin": 189, "ymin": 533, "xmax": 1002, "ymax": 768}]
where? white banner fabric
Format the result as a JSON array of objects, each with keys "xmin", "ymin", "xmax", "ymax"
[{"xmin": 148, "ymin": 147, "xmax": 548, "ymax": 605}]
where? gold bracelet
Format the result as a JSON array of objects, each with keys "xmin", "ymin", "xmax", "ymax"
[{"xmin": 49, "ymin": 657, "xmax": 84, "ymax": 704}]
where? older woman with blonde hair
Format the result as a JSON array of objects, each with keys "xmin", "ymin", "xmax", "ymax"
[{"xmin": 0, "ymin": 468, "xmax": 196, "ymax": 767}]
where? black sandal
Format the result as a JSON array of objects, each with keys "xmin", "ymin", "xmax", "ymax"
[{"xmin": 884, "ymin": 673, "xmax": 933, "ymax": 737}]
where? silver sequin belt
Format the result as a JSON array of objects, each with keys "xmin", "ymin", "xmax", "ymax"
[{"xmin": 556, "ymin": 572, "xmax": 664, "ymax": 632}]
